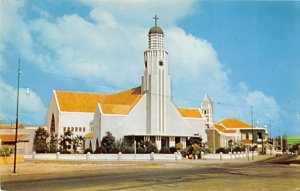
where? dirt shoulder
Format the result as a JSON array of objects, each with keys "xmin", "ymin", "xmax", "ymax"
[{"xmin": 0, "ymin": 154, "xmax": 273, "ymax": 183}]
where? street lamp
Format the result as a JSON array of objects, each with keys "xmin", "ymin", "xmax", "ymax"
[{"xmin": 13, "ymin": 59, "xmax": 21, "ymax": 173}]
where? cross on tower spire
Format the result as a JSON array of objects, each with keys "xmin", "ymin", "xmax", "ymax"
[{"xmin": 153, "ymin": 15, "xmax": 159, "ymax": 26}]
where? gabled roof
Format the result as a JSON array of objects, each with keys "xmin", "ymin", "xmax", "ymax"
[
  {"xmin": 177, "ymin": 108, "xmax": 202, "ymax": 118},
  {"xmin": 55, "ymin": 87, "xmax": 143, "ymax": 115},
  {"xmin": 0, "ymin": 134, "xmax": 28, "ymax": 142},
  {"xmin": 216, "ymin": 118, "xmax": 252, "ymax": 129},
  {"xmin": 214, "ymin": 123, "xmax": 236, "ymax": 134}
]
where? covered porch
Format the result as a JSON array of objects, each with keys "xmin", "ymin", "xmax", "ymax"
[{"xmin": 124, "ymin": 135, "xmax": 193, "ymax": 150}]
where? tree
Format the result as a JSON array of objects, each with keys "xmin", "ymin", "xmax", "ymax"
[
  {"xmin": 59, "ymin": 130, "xmax": 73, "ymax": 153},
  {"xmin": 34, "ymin": 127, "xmax": 49, "ymax": 153},
  {"xmin": 101, "ymin": 131, "xmax": 116, "ymax": 152},
  {"xmin": 187, "ymin": 137, "xmax": 202, "ymax": 146},
  {"xmin": 95, "ymin": 138, "xmax": 100, "ymax": 150},
  {"xmin": 145, "ymin": 142, "xmax": 158, "ymax": 153},
  {"xmin": 73, "ymin": 135, "xmax": 85, "ymax": 153},
  {"xmin": 49, "ymin": 133, "xmax": 58, "ymax": 153}
]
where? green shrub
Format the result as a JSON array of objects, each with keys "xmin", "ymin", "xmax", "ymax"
[
  {"xmin": 159, "ymin": 147, "xmax": 171, "ymax": 154},
  {"xmin": 136, "ymin": 146, "xmax": 145, "ymax": 154},
  {"xmin": 232, "ymin": 146, "xmax": 244, "ymax": 153},
  {"xmin": 216, "ymin": 147, "xmax": 228, "ymax": 154},
  {"xmin": 0, "ymin": 147, "xmax": 11, "ymax": 156},
  {"xmin": 122, "ymin": 146, "xmax": 134, "ymax": 154},
  {"xmin": 60, "ymin": 150, "xmax": 71, "ymax": 154},
  {"xmin": 83, "ymin": 148, "xmax": 93, "ymax": 154},
  {"xmin": 169, "ymin": 147, "xmax": 176, "ymax": 153},
  {"xmin": 145, "ymin": 143, "xmax": 158, "ymax": 153},
  {"xmin": 94, "ymin": 147, "xmax": 107, "ymax": 154},
  {"xmin": 109, "ymin": 147, "xmax": 120, "ymax": 153}
]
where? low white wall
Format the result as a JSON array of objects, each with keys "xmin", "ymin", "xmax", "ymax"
[
  {"xmin": 25, "ymin": 152, "xmax": 181, "ymax": 161},
  {"xmin": 203, "ymin": 151, "xmax": 258, "ymax": 160},
  {"xmin": 25, "ymin": 151, "xmax": 258, "ymax": 161}
]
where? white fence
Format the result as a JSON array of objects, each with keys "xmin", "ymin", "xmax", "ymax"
[
  {"xmin": 25, "ymin": 152, "xmax": 182, "ymax": 161},
  {"xmin": 202, "ymin": 151, "xmax": 258, "ymax": 160},
  {"xmin": 25, "ymin": 151, "xmax": 258, "ymax": 161}
]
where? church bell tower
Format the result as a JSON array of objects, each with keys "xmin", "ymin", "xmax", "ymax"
[
  {"xmin": 142, "ymin": 15, "xmax": 171, "ymax": 135},
  {"xmin": 201, "ymin": 93, "xmax": 214, "ymax": 125}
]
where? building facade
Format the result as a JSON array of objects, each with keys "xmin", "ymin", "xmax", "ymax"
[
  {"xmin": 206, "ymin": 118, "xmax": 268, "ymax": 153},
  {"xmin": 46, "ymin": 19, "xmax": 211, "ymax": 150}
]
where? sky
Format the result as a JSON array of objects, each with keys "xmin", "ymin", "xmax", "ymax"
[{"xmin": 0, "ymin": 0, "xmax": 299, "ymax": 136}]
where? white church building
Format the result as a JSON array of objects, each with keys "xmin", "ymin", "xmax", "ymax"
[{"xmin": 46, "ymin": 17, "xmax": 214, "ymax": 150}]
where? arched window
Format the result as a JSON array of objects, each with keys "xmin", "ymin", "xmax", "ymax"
[{"xmin": 50, "ymin": 114, "xmax": 55, "ymax": 133}]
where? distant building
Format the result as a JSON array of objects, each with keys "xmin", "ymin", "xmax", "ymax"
[
  {"xmin": 206, "ymin": 118, "xmax": 268, "ymax": 153},
  {"xmin": 0, "ymin": 123, "xmax": 39, "ymax": 154}
]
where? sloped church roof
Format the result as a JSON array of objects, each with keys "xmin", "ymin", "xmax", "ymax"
[
  {"xmin": 54, "ymin": 86, "xmax": 202, "ymax": 118},
  {"xmin": 55, "ymin": 86, "xmax": 143, "ymax": 114}
]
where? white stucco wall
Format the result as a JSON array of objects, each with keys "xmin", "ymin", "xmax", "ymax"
[
  {"xmin": 93, "ymin": 95, "xmax": 147, "ymax": 141},
  {"xmin": 58, "ymin": 112, "xmax": 93, "ymax": 137},
  {"xmin": 183, "ymin": 118, "xmax": 208, "ymax": 142},
  {"xmin": 165, "ymin": 100, "xmax": 198, "ymax": 137}
]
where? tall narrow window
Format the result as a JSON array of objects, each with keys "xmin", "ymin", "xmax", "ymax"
[{"xmin": 50, "ymin": 114, "xmax": 55, "ymax": 133}]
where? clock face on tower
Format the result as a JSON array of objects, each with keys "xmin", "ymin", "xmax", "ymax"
[{"xmin": 159, "ymin": 61, "xmax": 163, "ymax": 66}]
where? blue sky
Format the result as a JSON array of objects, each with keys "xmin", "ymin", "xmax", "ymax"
[{"xmin": 0, "ymin": 0, "xmax": 299, "ymax": 136}]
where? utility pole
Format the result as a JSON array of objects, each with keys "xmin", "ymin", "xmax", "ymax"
[
  {"xmin": 13, "ymin": 59, "xmax": 21, "ymax": 173},
  {"xmin": 251, "ymin": 106, "xmax": 254, "ymax": 145}
]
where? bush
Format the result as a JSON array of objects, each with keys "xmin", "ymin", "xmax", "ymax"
[
  {"xmin": 181, "ymin": 148, "xmax": 188, "ymax": 157},
  {"xmin": 187, "ymin": 137, "xmax": 202, "ymax": 146},
  {"xmin": 250, "ymin": 145, "xmax": 257, "ymax": 151},
  {"xmin": 109, "ymin": 147, "xmax": 120, "ymax": 153},
  {"xmin": 232, "ymin": 146, "xmax": 245, "ymax": 153},
  {"xmin": 159, "ymin": 147, "xmax": 171, "ymax": 154},
  {"xmin": 0, "ymin": 147, "xmax": 11, "ymax": 156},
  {"xmin": 145, "ymin": 143, "xmax": 158, "ymax": 153},
  {"xmin": 176, "ymin": 143, "xmax": 183, "ymax": 151},
  {"xmin": 122, "ymin": 146, "xmax": 134, "ymax": 154},
  {"xmin": 60, "ymin": 150, "xmax": 71, "ymax": 154},
  {"xmin": 101, "ymin": 131, "xmax": 116, "ymax": 152},
  {"xmin": 94, "ymin": 147, "xmax": 107, "ymax": 154},
  {"xmin": 83, "ymin": 148, "xmax": 93, "ymax": 154},
  {"xmin": 216, "ymin": 147, "xmax": 228, "ymax": 154},
  {"xmin": 136, "ymin": 146, "xmax": 145, "ymax": 154},
  {"xmin": 169, "ymin": 146, "xmax": 176, "ymax": 153}
]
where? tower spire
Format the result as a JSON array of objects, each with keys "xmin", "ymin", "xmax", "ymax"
[{"xmin": 153, "ymin": 15, "xmax": 159, "ymax": 26}]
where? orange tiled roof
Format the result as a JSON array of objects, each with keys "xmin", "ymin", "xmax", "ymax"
[
  {"xmin": 0, "ymin": 134, "xmax": 27, "ymax": 142},
  {"xmin": 84, "ymin": 131, "xmax": 94, "ymax": 139},
  {"xmin": 0, "ymin": 124, "xmax": 25, "ymax": 129},
  {"xmin": 55, "ymin": 87, "xmax": 143, "ymax": 115},
  {"xmin": 177, "ymin": 108, "xmax": 202, "ymax": 118},
  {"xmin": 217, "ymin": 118, "xmax": 252, "ymax": 129},
  {"xmin": 214, "ymin": 124, "xmax": 236, "ymax": 133}
]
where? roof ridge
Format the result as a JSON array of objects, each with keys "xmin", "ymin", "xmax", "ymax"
[{"xmin": 55, "ymin": 86, "xmax": 142, "ymax": 96}]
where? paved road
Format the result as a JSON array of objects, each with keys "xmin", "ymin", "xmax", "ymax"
[{"xmin": 2, "ymin": 156, "xmax": 300, "ymax": 191}]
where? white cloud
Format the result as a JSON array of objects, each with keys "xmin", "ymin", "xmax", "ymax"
[
  {"xmin": 0, "ymin": 0, "xmax": 281, "ymax": 127},
  {"xmin": 0, "ymin": 81, "xmax": 46, "ymax": 124},
  {"xmin": 81, "ymin": 0, "xmax": 197, "ymax": 27},
  {"xmin": 31, "ymin": 4, "xmax": 50, "ymax": 18}
]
